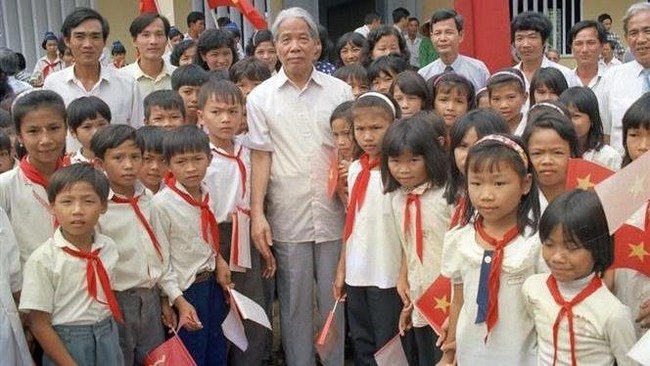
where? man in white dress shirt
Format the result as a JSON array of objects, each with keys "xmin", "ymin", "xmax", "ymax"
[
  {"xmin": 354, "ymin": 12, "xmax": 381, "ymax": 38},
  {"xmin": 569, "ymin": 20, "xmax": 608, "ymax": 93}
]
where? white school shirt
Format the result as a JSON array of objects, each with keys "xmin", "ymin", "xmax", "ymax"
[
  {"xmin": 391, "ymin": 183, "xmax": 453, "ymax": 327},
  {"xmin": 582, "ymin": 145, "xmax": 622, "ymax": 171},
  {"xmin": 32, "ymin": 55, "xmax": 63, "ymax": 78},
  {"xmin": 345, "ymin": 163, "xmax": 401, "ymax": 288},
  {"xmin": 205, "ymin": 140, "xmax": 251, "ymax": 223},
  {"xmin": 245, "ymin": 67, "xmax": 354, "ymax": 243},
  {"xmin": 97, "ymin": 185, "xmax": 178, "ymax": 299},
  {"xmin": 598, "ymin": 60, "xmax": 648, "ymax": 154},
  {"xmin": 0, "ymin": 207, "xmax": 31, "ymax": 366},
  {"xmin": 418, "ymin": 54, "xmax": 490, "ymax": 90},
  {"xmin": 151, "ymin": 181, "xmax": 217, "ymax": 298},
  {"xmin": 120, "ymin": 59, "xmax": 176, "ymax": 99},
  {"xmin": 19, "ymin": 229, "xmax": 118, "ymax": 326},
  {"xmin": 523, "ymin": 273, "xmax": 638, "ymax": 366},
  {"xmin": 0, "ymin": 167, "xmax": 55, "ymax": 265},
  {"xmin": 441, "ymin": 222, "xmax": 543, "ymax": 366}
]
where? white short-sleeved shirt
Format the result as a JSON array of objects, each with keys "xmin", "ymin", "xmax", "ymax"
[
  {"xmin": 572, "ymin": 65, "xmax": 607, "ymax": 94},
  {"xmin": 32, "ymin": 56, "xmax": 63, "ymax": 79},
  {"xmin": 0, "ymin": 167, "xmax": 55, "ymax": 265},
  {"xmin": 582, "ymin": 145, "xmax": 623, "ymax": 171},
  {"xmin": 19, "ymin": 229, "xmax": 119, "ymax": 326},
  {"xmin": 441, "ymin": 223, "xmax": 541, "ymax": 366},
  {"xmin": 523, "ymin": 273, "xmax": 638, "ymax": 366},
  {"xmin": 245, "ymin": 67, "xmax": 354, "ymax": 243},
  {"xmin": 120, "ymin": 59, "xmax": 176, "ymax": 99},
  {"xmin": 345, "ymin": 163, "xmax": 401, "ymax": 288},
  {"xmin": 419, "ymin": 54, "xmax": 490, "ymax": 90},
  {"xmin": 205, "ymin": 140, "xmax": 251, "ymax": 223},
  {"xmin": 598, "ymin": 58, "xmax": 622, "ymax": 74},
  {"xmin": 392, "ymin": 184, "xmax": 453, "ymax": 326}
]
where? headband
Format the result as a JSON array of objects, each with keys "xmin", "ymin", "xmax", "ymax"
[
  {"xmin": 476, "ymin": 134, "xmax": 529, "ymax": 169},
  {"xmin": 357, "ymin": 92, "xmax": 396, "ymax": 117},
  {"xmin": 529, "ymin": 102, "xmax": 565, "ymax": 116},
  {"xmin": 488, "ymin": 71, "xmax": 526, "ymax": 89}
]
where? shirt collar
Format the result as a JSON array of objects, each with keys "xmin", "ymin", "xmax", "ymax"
[
  {"xmin": 131, "ymin": 59, "xmax": 175, "ymax": 80},
  {"xmin": 64, "ymin": 63, "xmax": 111, "ymax": 84},
  {"xmin": 277, "ymin": 66, "xmax": 322, "ymax": 89},
  {"xmin": 107, "ymin": 182, "xmax": 147, "ymax": 200},
  {"xmin": 53, "ymin": 227, "xmax": 104, "ymax": 250}
]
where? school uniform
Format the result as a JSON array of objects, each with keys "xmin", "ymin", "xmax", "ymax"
[
  {"xmin": 582, "ymin": 145, "xmax": 622, "ymax": 171},
  {"xmin": 32, "ymin": 55, "xmax": 63, "ymax": 80},
  {"xmin": 19, "ymin": 228, "xmax": 123, "ymax": 366},
  {"xmin": 392, "ymin": 183, "xmax": 453, "ymax": 365},
  {"xmin": 441, "ymin": 222, "xmax": 545, "ymax": 366},
  {"xmin": 151, "ymin": 180, "xmax": 227, "ymax": 366},
  {"xmin": 523, "ymin": 273, "xmax": 638, "ymax": 366}
]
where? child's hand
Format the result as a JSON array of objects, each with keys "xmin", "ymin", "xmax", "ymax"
[
  {"xmin": 636, "ymin": 297, "xmax": 650, "ymax": 328},
  {"xmin": 338, "ymin": 161, "xmax": 350, "ymax": 183},
  {"xmin": 333, "ymin": 262, "xmax": 346, "ymax": 300},
  {"xmin": 397, "ymin": 273, "xmax": 411, "ymax": 307},
  {"xmin": 398, "ymin": 303, "xmax": 413, "ymax": 335},
  {"xmin": 161, "ymin": 299, "xmax": 178, "ymax": 330},
  {"xmin": 175, "ymin": 297, "xmax": 203, "ymax": 331},
  {"xmin": 435, "ymin": 317, "xmax": 450, "ymax": 347},
  {"xmin": 216, "ymin": 255, "xmax": 234, "ymax": 291},
  {"xmin": 251, "ymin": 213, "xmax": 276, "ymax": 277}
]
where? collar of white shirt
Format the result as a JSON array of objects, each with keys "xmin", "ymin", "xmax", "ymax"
[
  {"xmin": 107, "ymin": 182, "xmax": 147, "ymax": 201},
  {"xmin": 128, "ymin": 59, "xmax": 175, "ymax": 81},
  {"xmin": 62, "ymin": 63, "xmax": 112, "ymax": 85},
  {"xmin": 52, "ymin": 227, "xmax": 105, "ymax": 251},
  {"xmin": 276, "ymin": 66, "xmax": 326, "ymax": 90}
]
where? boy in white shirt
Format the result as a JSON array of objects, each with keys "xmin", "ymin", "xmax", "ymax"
[{"xmin": 66, "ymin": 96, "xmax": 110, "ymax": 165}]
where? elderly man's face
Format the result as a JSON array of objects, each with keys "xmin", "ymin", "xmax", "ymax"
[
  {"xmin": 275, "ymin": 17, "xmax": 318, "ymax": 78},
  {"xmin": 626, "ymin": 10, "xmax": 650, "ymax": 67}
]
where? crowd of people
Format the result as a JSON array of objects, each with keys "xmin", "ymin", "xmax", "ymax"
[{"xmin": 0, "ymin": 2, "xmax": 649, "ymax": 366}]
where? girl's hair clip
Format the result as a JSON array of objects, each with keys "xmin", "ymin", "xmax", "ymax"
[
  {"xmin": 530, "ymin": 102, "xmax": 565, "ymax": 116},
  {"xmin": 488, "ymin": 71, "xmax": 526, "ymax": 89},
  {"xmin": 357, "ymin": 92, "xmax": 396, "ymax": 117},
  {"xmin": 476, "ymin": 134, "xmax": 529, "ymax": 169}
]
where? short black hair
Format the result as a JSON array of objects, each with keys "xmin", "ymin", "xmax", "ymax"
[
  {"xmin": 90, "ymin": 124, "xmax": 142, "ymax": 161},
  {"xmin": 431, "ymin": 72, "xmax": 476, "ymax": 109},
  {"xmin": 198, "ymin": 79, "xmax": 244, "ymax": 109},
  {"xmin": 622, "ymin": 92, "xmax": 650, "ymax": 166},
  {"xmin": 559, "ymin": 87, "xmax": 605, "ymax": 154},
  {"xmin": 162, "ymin": 124, "xmax": 210, "ymax": 161},
  {"xmin": 487, "ymin": 67, "xmax": 527, "ymax": 95},
  {"xmin": 136, "ymin": 125, "xmax": 166, "ymax": 155},
  {"xmin": 366, "ymin": 25, "xmax": 410, "ymax": 64},
  {"xmin": 61, "ymin": 7, "xmax": 110, "ymax": 41},
  {"xmin": 171, "ymin": 64, "xmax": 209, "ymax": 90},
  {"xmin": 216, "ymin": 16, "xmax": 231, "ymax": 28},
  {"xmin": 597, "ymin": 13, "xmax": 612, "ymax": 23},
  {"xmin": 0, "ymin": 130, "xmax": 11, "ymax": 152},
  {"xmin": 431, "ymin": 8, "xmax": 464, "ymax": 31},
  {"xmin": 229, "ymin": 57, "xmax": 272, "ymax": 84},
  {"xmin": 15, "ymin": 53, "xmax": 26, "ymax": 71},
  {"xmin": 0, "ymin": 109, "xmax": 12, "ymax": 130},
  {"xmin": 392, "ymin": 7, "xmax": 410, "ymax": 23},
  {"xmin": 529, "ymin": 67, "xmax": 569, "ymax": 105},
  {"xmin": 129, "ymin": 12, "xmax": 171, "ymax": 38},
  {"xmin": 333, "ymin": 64, "xmax": 369, "ymax": 85},
  {"xmin": 511, "ymin": 11, "xmax": 553, "ymax": 44},
  {"xmin": 186, "ymin": 11, "xmax": 205, "ymax": 27},
  {"xmin": 170, "ymin": 39, "xmax": 196, "ymax": 67},
  {"xmin": 540, "ymin": 189, "xmax": 613, "ymax": 275},
  {"xmin": 390, "ymin": 70, "xmax": 432, "ymax": 110},
  {"xmin": 194, "ymin": 29, "xmax": 239, "ymax": 71},
  {"xmin": 67, "ymin": 96, "xmax": 111, "ymax": 132},
  {"xmin": 568, "ymin": 20, "xmax": 607, "ymax": 48},
  {"xmin": 111, "ymin": 41, "xmax": 126, "ymax": 55},
  {"xmin": 364, "ymin": 12, "xmax": 381, "ymax": 25},
  {"xmin": 143, "ymin": 90, "xmax": 185, "ymax": 120},
  {"xmin": 47, "ymin": 163, "xmax": 110, "ymax": 204},
  {"xmin": 367, "ymin": 54, "xmax": 409, "ymax": 84},
  {"xmin": 12, "ymin": 90, "xmax": 66, "ymax": 132}
]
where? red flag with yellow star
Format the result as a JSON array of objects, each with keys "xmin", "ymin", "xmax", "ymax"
[
  {"xmin": 414, "ymin": 275, "xmax": 452, "ymax": 335},
  {"xmin": 612, "ymin": 224, "xmax": 650, "ymax": 277},
  {"xmin": 566, "ymin": 158, "xmax": 614, "ymax": 191},
  {"xmin": 207, "ymin": 0, "xmax": 267, "ymax": 29}
]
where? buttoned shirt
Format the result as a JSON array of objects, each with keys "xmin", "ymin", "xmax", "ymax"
[
  {"xmin": 573, "ymin": 64, "xmax": 607, "ymax": 94},
  {"xmin": 406, "ymin": 36, "xmax": 422, "ymax": 68},
  {"xmin": 419, "ymin": 54, "xmax": 490, "ymax": 90},
  {"xmin": 120, "ymin": 59, "xmax": 176, "ymax": 99},
  {"xmin": 205, "ymin": 140, "xmax": 250, "ymax": 223}
]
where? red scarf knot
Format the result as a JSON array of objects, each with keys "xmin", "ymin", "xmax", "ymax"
[
  {"xmin": 343, "ymin": 154, "xmax": 380, "ymax": 242},
  {"xmin": 212, "ymin": 146, "xmax": 247, "ymax": 199}
]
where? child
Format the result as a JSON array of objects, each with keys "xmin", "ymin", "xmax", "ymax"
[
  {"xmin": 245, "ymin": 29, "xmax": 278, "ymax": 73},
  {"xmin": 0, "ymin": 109, "xmax": 16, "ymax": 154},
  {"xmin": 365, "ymin": 25, "xmax": 410, "ymax": 64},
  {"xmin": 31, "ymin": 31, "xmax": 63, "ymax": 86},
  {"xmin": 335, "ymin": 32, "xmax": 367, "ymax": 67},
  {"xmin": 171, "ymin": 65, "xmax": 209, "ymax": 126},
  {"xmin": 229, "ymin": 57, "xmax": 272, "ymax": 98},
  {"xmin": 559, "ymin": 87, "xmax": 622, "ymax": 170},
  {"xmin": 143, "ymin": 90, "xmax": 186, "ymax": 130},
  {"xmin": 136, "ymin": 126, "xmax": 168, "ymax": 194},
  {"xmin": 522, "ymin": 111, "xmax": 579, "ymax": 211},
  {"xmin": 330, "ymin": 101, "xmax": 359, "ymax": 205},
  {"xmin": 333, "ymin": 64, "xmax": 370, "ymax": 99},
  {"xmin": 111, "ymin": 40, "xmax": 127, "ymax": 69},
  {"xmin": 333, "ymin": 92, "xmax": 406, "ymax": 364},
  {"xmin": 368, "ymin": 54, "xmax": 409, "ymax": 94},
  {"xmin": 390, "ymin": 70, "xmax": 431, "ymax": 119},
  {"xmin": 19, "ymin": 163, "xmax": 123, "ymax": 365},
  {"xmin": 67, "ymin": 96, "xmax": 111, "ymax": 164},
  {"xmin": 170, "ymin": 39, "xmax": 197, "ymax": 67},
  {"xmin": 476, "ymin": 88, "xmax": 489, "ymax": 109},
  {"xmin": 0, "ymin": 90, "xmax": 67, "ymax": 265},
  {"xmin": 522, "ymin": 189, "xmax": 638, "ymax": 366},
  {"xmin": 529, "ymin": 67, "xmax": 569, "ymax": 105},
  {"xmin": 431, "ymin": 73, "xmax": 475, "ymax": 132},
  {"xmin": 440, "ymin": 133, "xmax": 541, "ymax": 365},
  {"xmin": 0, "ymin": 130, "xmax": 15, "ymax": 173},
  {"xmin": 198, "ymin": 79, "xmax": 269, "ymax": 364},
  {"xmin": 487, "ymin": 68, "xmax": 529, "ymax": 135},
  {"xmin": 195, "ymin": 29, "xmax": 239, "ymax": 72},
  {"xmin": 382, "ymin": 116, "xmax": 451, "ymax": 365},
  {"xmin": 152, "ymin": 125, "xmax": 231, "ymax": 365}
]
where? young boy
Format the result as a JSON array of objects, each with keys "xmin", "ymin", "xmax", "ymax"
[
  {"xmin": 229, "ymin": 57, "xmax": 271, "ymax": 98},
  {"xmin": 152, "ymin": 125, "xmax": 231, "ymax": 365},
  {"xmin": 67, "ymin": 96, "xmax": 111, "ymax": 164},
  {"xmin": 136, "ymin": 125, "xmax": 168, "ymax": 193},
  {"xmin": 199, "ymin": 79, "xmax": 268, "ymax": 364},
  {"xmin": 90, "ymin": 124, "xmax": 197, "ymax": 365},
  {"xmin": 171, "ymin": 65, "xmax": 209, "ymax": 126},
  {"xmin": 19, "ymin": 163, "xmax": 123, "ymax": 365},
  {"xmin": 143, "ymin": 90, "xmax": 185, "ymax": 130}
]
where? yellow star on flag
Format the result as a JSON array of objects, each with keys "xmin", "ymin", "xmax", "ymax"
[
  {"xmin": 629, "ymin": 175, "xmax": 646, "ymax": 199},
  {"xmin": 576, "ymin": 174, "xmax": 595, "ymax": 190},
  {"xmin": 629, "ymin": 241, "xmax": 650, "ymax": 262},
  {"xmin": 434, "ymin": 295, "xmax": 451, "ymax": 313}
]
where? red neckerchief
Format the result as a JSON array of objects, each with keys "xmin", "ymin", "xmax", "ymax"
[
  {"xmin": 212, "ymin": 146, "xmax": 246, "ymax": 199},
  {"xmin": 110, "ymin": 193, "xmax": 163, "ymax": 261},
  {"xmin": 42, "ymin": 59, "xmax": 60, "ymax": 78},
  {"xmin": 166, "ymin": 177, "xmax": 221, "ymax": 257},
  {"xmin": 546, "ymin": 274, "xmax": 602, "ymax": 366},
  {"xmin": 475, "ymin": 216, "xmax": 520, "ymax": 338},
  {"xmin": 61, "ymin": 245, "xmax": 124, "ymax": 323},
  {"xmin": 19, "ymin": 156, "xmax": 65, "ymax": 188},
  {"xmin": 343, "ymin": 154, "xmax": 380, "ymax": 242},
  {"xmin": 449, "ymin": 195, "xmax": 467, "ymax": 229},
  {"xmin": 404, "ymin": 192, "xmax": 424, "ymax": 262}
]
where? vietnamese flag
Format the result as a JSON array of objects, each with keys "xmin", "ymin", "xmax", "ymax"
[
  {"xmin": 139, "ymin": 0, "xmax": 158, "ymax": 14},
  {"xmin": 207, "ymin": 0, "xmax": 267, "ymax": 29},
  {"xmin": 612, "ymin": 224, "xmax": 650, "ymax": 278},
  {"xmin": 414, "ymin": 275, "xmax": 452, "ymax": 336},
  {"xmin": 566, "ymin": 158, "xmax": 614, "ymax": 191}
]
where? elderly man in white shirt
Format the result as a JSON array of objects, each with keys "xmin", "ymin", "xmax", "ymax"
[
  {"xmin": 569, "ymin": 20, "xmax": 609, "ymax": 94},
  {"xmin": 246, "ymin": 7, "xmax": 354, "ymax": 366},
  {"xmin": 418, "ymin": 9, "xmax": 490, "ymax": 90}
]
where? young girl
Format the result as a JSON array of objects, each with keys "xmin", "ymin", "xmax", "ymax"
[
  {"xmin": 487, "ymin": 68, "xmax": 528, "ymax": 135},
  {"xmin": 382, "ymin": 115, "xmax": 451, "ymax": 365},
  {"xmin": 523, "ymin": 110, "xmax": 579, "ymax": 212},
  {"xmin": 170, "ymin": 39, "xmax": 197, "ymax": 67},
  {"xmin": 559, "ymin": 87, "xmax": 622, "ymax": 170},
  {"xmin": 441, "ymin": 133, "xmax": 541, "ymax": 365},
  {"xmin": 431, "ymin": 73, "xmax": 475, "ymax": 134},
  {"xmin": 245, "ymin": 29, "xmax": 278, "ymax": 73},
  {"xmin": 333, "ymin": 92, "xmax": 406, "ymax": 364},
  {"xmin": 32, "ymin": 31, "xmax": 62, "ymax": 86},
  {"xmin": 365, "ymin": 25, "xmax": 410, "ymax": 65},
  {"xmin": 195, "ymin": 28, "xmax": 239, "ymax": 72},
  {"xmin": 110, "ymin": 40, "xmax": 127, "ymax": 69},
  {"xmin": 390, "ymin": 70, "xmax": 431, "ymax": 119},
  {"xmin": 335, "ymin": 32, "xmax": 367, "ymax": 67},
  {"xmin": 523, "ymin": 189, "xmax": 638, "ymax": 365},
  {"xmin": 445, "ymin": 109, "xmax": 510, "ymax": 227},
  {"xmin": 367, "ymin": 54, "xmax": 409, "ymax": 94},
  {"xmin": 333, "ymin": 64, "xmax": 370, "ymax": 99},
  {"xmin": 476, "ymin": 88, "xmax": 490, "ymax": 109},
  {"xmin": 529, "ymin": 67, "xmax": 569, "ymax": 106},
  {"xmin": 330, "ymin": 101, "xmax": 358, "ymax": 206}
]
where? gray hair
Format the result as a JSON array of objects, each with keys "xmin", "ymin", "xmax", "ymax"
[
  {"xmin": 0, "ymin": 48, "xmax": 18, "ymax": 76},
  {"xmin": 270, "ymin": 7, "xmax": 319, "ymax": 41},
  {"xmin": 623, "ymin": 2, "xmax": 650, "ymax": 34}
]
